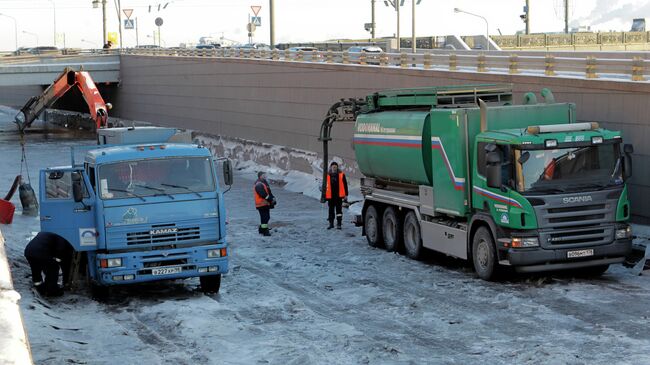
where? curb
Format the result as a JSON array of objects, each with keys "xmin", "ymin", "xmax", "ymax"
[{"xmin": 0, "ymin": 229, "xmax": 33, "ymax": 365}]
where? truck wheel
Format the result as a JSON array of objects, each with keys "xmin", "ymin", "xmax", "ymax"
[
  {"xmin": 472, "ymin": 227, "xmax": 498, "ymax": 281},
  {"xmin": 403, "ymin": 211, "xmax": 423, "ymax": 260},
  {"xmin": 382, "ymin": 207, "xmax": 402, "ymax": 252},
  {"xmin": 364, "ymin": 205, "xmax": 383, "ymax": 248},
  {"xmin": 200, "ymin": 274, "xmax": 221, "ymax": 294}
]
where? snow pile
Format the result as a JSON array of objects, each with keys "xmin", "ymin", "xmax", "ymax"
[
  {"xmin": 0, "ymin": 229, "xmax": 33, "ymax": 365},
  {"xmin": 195, "ymin": 133, "xmax": 363, "ymax": 215}
]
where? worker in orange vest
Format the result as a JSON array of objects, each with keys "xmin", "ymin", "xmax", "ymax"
[
  {"xmin": 254, "ymin": 171, "xmax": 276, "ymax": 236},
  {"xmin": 325, "ymin": 161, "xmax": 348, "ymax": 229}
]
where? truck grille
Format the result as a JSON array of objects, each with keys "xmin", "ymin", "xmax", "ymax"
[
  {"xmin": 546, "ymin": 228, "xmax": 610, "ymax": 246},
  {"xmin": 529, "ymin": 190, "xmax": 620, "ymax": 248},
  {"xmin": 127, "ymin": 224, "xmax": 201, "ymax": 245},
  {"xmin": 541, "ymin": 204, "xmax": 609, "ymax": 229}
]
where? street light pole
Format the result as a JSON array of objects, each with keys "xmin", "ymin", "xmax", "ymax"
[
  {"xmin": 0, "ymin": 13, "xmax": 18, "ymax": 51},
  {"xmin": 396, "ymin": 0, "xmax": 400, "ymax": 51},
  {"xmin": 48, "ymin": 0, "xmax": 56, "ymax": 46},
  {"xmin": 525, "ymin": 0, "xmax": 530, "ymax": 35},
  {"xmin": 454, "ymin": 8, "xmax": 489, "ymax": 51},
  {"xmin": 411, "ymin": 0, "xmax": 415, "ymax": 53},
  {"xmin": 22, "ymin": 30, "xmax": 38, "ymax": 47},
  {"xmin": 269, "ymin": 0, "xmax": 275, "ymax": 48},
  {"xmin": 371, "ymin": 0, "xmax": 376, "ymax": 39}
]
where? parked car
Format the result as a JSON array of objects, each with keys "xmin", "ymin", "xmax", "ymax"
[
  {"xmin": 196, "ymin": 43, "xmax": 220, "ymax": 50},
  {"xmin": 287, "ymin": 46, "xmax": 321, "ymax": 61},
  {"xmin": 347, "ymin": 46, "xmax": 383, "ymax": 65},
  {"xmin": 29, "ymin": 46, "xmax": 60, "ymax": 55}
]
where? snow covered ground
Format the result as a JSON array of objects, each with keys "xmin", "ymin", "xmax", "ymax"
[{"xmin": 2, "ymin": 107, "xmax": 650, "ymax": 364}]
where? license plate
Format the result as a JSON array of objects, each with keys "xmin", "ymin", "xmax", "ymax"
[
  {"xmin": 151, "ymin": 266, "xmax": 182, "ymax": 276},
  {"xmin": 567, "ymin": 249, "xmax": 594, "ymax": 258}
]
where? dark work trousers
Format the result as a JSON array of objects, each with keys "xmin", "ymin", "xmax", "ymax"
[
  {"xmin": 27, "ymin": 257, "xmax": 60, "ymax": 293},
  {"xmin": 328, "ymin": 198, "xmax": 343, "ymax": 224},
  {"xmin": 257, "ymin": 206, "xmax": 271, "ymax": 228}
]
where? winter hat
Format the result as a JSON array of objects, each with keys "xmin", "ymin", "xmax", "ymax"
[
  {"xmin": 257, "ymin": 171, "xmax": 266, "ymax": 178},
  {"xmin": 330, "ymin": 161, "xmax": 339, "ymax": 167}
]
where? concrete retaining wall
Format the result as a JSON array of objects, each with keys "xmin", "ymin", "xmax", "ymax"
[
  {"xmin": 0, "ymin": 229, "xmax": 33, "ymax": 365},
  {"xmin": 113, "ymin": 55, "xmax": 650, "ymax": 219}
]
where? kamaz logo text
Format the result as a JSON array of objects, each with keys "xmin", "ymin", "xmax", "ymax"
[
  {"xmin": 562, "ymin": 196, "xmax": 593, "ymax": 204},
  {"xmin": 149, "ymin": 228, "xmax": 178, "ymax": 235}
]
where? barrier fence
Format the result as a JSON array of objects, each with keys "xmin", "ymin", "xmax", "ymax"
[
  {"xmin": 2, "ymin": 47, "xmax": 649, "ymax": 82},
  {"xmin": 121, "ymin": 48, "xmax": 650, "ymax": 82}
]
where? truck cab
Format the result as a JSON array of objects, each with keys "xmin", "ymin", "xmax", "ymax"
[
  {"xmin": 39, "ymin": 127, "xmax": 231, "ymax": 295},
  {"xmin": 474, "ymin": 123, "xmax": 633, "ymax": 275}
]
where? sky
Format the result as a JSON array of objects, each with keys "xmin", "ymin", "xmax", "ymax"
[{"xmin": 0, "ymin": 0, "xmax": 647, "ymax": 50}]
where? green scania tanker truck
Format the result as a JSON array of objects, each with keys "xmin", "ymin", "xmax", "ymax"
[{"xmin": 320, "ymin": 84, "xmax": 634, "ymax": 280}]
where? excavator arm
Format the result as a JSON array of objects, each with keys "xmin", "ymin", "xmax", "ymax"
[{"xmin": 15, "ymin": 67, "xmax": 111, "ymax": 132}]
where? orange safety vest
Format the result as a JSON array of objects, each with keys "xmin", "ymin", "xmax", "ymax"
[
  {"xmin": 254, "ymin": 181, "xmax": 271, "ymax": 208},
  {"xmin": 325, "ymin": 172, "xmax": 346, "ymax": 199}
]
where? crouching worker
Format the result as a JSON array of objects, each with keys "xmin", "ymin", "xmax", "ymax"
[
  {"xmin": 24, "ymin": 232, "xmax": 72, "ymax": 297},
  {"xmin": 325, "ymin": 161, "xmax": 348, "ymax": 230},
  {"xmin": 254, "ymin": 171, "xmax": 276, "ymax": 236}
]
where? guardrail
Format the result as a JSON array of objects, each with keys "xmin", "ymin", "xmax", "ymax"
[
  {"xmin": 2, "ymin": 47, "xmax": 648, "ymax": 82},
  {"xmin": 0, "ymin": 229, "xmax": 33, "ymax": 364},
  {"xmin": 122, "ymin": 48, "xmax": 650, "ymax": 82}
]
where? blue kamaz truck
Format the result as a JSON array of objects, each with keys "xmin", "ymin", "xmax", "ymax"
[{"xmin": 38, "ymin": 127, "xmax": 231, "ymax": 296}]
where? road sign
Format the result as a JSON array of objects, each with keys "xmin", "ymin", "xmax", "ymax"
[
  {"xmin": 123, "ymin": 8, "xmax": 133, "ymax": 19},
  {"xmin": 155, "ymin": 17, "xmax": 163, "ymax": 26},
  {"xmin": 246, "ymin": 22, "xmax": 256, "ymax": 33},
  {"xmin": 124, "ymin": 19, "xmax": 135, "ymax": 29},
  {"xmin": 251, "ymin": 5, "xmax": 261, "ymax": 16},
  {"xmin": 252, "ymin": 16, "xmax": 261, "ymax": 26},
  {"xmin": 108, "ymin": 32, "xmax": 118, "ymax": 44}
]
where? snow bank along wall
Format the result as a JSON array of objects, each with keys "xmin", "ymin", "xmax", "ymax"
[{"xmin": 0, "ymin": 229, "xmax": 33, "ymax": 364}]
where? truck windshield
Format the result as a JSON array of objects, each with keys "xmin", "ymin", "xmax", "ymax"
[
  {"xmin": 98, "ymin": 157, "xmax": 215, "ymax": 200},
  {"xmin": 515, "ymin": 144, "xmax": 622, "ymax": 194}
]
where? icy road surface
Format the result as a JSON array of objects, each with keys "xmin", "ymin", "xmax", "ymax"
[{"xmin": 1, "ymin": 110, "xmax": 650, "ymax": 365}]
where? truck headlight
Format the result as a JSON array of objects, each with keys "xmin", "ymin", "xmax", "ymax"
[
  {"xmin": 615, "ymin": 226, "xmax": 632, "ymax": 240},
  {"xmin": 107, "ymin": 258, "xmax": 122, "ymax": 267},
  {"xmin": 100, "ymin": 258, "xmax": 123, "ymax": 268},
  {"xmin": 207, "ymin": 248, "xmax": 228, "ymax": 258},
  {"xmin": 207, "ymin": 249, "xmax": 221, "ymax": 258},
  {"xmin": 511, "ymin": 237, "xmax": 539, "ymax": 248}
]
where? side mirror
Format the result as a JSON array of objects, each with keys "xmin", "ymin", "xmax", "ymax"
[
  {"xmin": 71, "ymin": 172, "xmax": 84, "ymax": 203},
  {"xmin": 624, "ymin": 143, "xmax": 634, "ymax": 154},
  {"xmin": 623, "ymin": 154, "xmax": 633, "ymax": 179},
  {"xmin": 486, "ymin": 151, "xmax": 502, "ymax": 189},
  {"xmin": 518, "ymin": 151, "xmax": 530, "ymax": 165},
  {"xmin": 222, "ymin": 159, "xmax": 234, "ymax": 186}
]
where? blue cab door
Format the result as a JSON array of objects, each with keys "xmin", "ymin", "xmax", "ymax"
[{"xmin": 40, "ymin": 168, "xmax": 97, "ymax": 251}]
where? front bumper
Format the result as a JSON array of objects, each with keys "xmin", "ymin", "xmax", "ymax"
[
  {"xmin": 95, "ymin": 243, "xmax": 228, "ymax": 285},
  {"xmin": 504, "ymin": 239, "xmax": 632, "ymax": 273}
]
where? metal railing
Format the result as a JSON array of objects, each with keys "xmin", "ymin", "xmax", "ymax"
[
  {"xmin": 121, "ymin": 48, "xmax": 650, "ymax": 82},
  {"xmin": 2, "ymin": 47, "xmax": 648, "ymax": 82}
]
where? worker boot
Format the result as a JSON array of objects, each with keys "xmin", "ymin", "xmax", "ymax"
[
  {"xmin": 327, "ymin": 221, "xmax": 334, "ymax": 230},
  {"xmin": 258, "ymin": 226, "xmax": 263, "ymax": 235},
  {"xmin": 336, "ymin": 220, "xmax": 342, "ymax": 230},
  {"xmin": 262, "ymin": 228, "xmax": 272, "ymax": 237}
]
